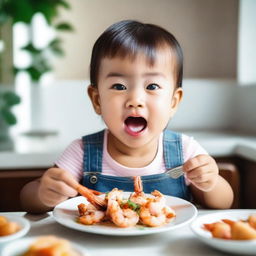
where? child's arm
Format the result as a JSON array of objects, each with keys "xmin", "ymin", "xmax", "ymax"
[
  {"xmin": 20, "ymin": 167, "xmax": 79, "ymax": 213},
  {"xmin": 183, "ymin": 155, "xmax": 234, "ymax": 209}
]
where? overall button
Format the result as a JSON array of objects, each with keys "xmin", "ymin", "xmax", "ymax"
[{"xmin": 90, "ymin": 175, "xmax": 98, "ymax": 184}]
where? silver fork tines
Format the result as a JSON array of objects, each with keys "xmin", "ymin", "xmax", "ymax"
[{"xmin": 166, "ymin": 165, "xmax": 184, "ymax": 179}]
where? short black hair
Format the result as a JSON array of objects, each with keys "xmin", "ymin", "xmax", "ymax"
[{"xmin": 90, "ymin": 20, "xmax": 183, "ymax": 87}]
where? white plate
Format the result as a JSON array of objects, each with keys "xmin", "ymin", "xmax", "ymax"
[
  {"xmin": 190, "ymin": 210, "xmax": 256, "ymax": 255},
  {"xmin": 1, "ymin": 236, "xmax": 89, "ymax": 256},
  {"xmin": 0, "ymin": 214, "xmax": 30, "ymax": 244},
  {"xmin": 53, "ymin": 193, "xmax": 197, "ymax": 236}
]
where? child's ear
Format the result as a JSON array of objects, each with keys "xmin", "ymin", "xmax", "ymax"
[
  {"xmin": 170, "ymin": 88, "xmax": 183, "ymax": 116},
  {"xmin": 87, "ymin": 85, "xmax": 101, "ymax": 115}
]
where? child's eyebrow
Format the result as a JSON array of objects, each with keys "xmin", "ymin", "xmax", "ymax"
[
  {"xmin": 106, "ymin": 72, "xmax": 126, "ymax": 78},
  {"xmin": 106, "ymin": 72, "xmax": 166, "ymax": 78},
  {"xmin": 142, "ymin": 72, "xmax": 166, "ymax": 78}
]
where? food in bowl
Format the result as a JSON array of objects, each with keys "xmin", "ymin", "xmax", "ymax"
[
  {"xmin": 0, "ymin": 216, "xmax": 21, "ymax": 236},
  {"xmin": 203, "ymin": 214, "xmax": 256, "ymax": 240},
  {"xmin": 76, "ymin": 176, "xmax": 176, "ymax": 228},
  {"xmin": 22, "ymin": 235, "xmax": 80, "ymax": 256}
]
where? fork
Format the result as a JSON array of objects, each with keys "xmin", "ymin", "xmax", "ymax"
[{"xmin": 166, "ymin": 165, "xmax": 184, "ymax": 179}]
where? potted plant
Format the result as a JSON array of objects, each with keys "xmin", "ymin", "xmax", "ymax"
[{"xmin": 0, "ymin": 90, "xmax": 20, "ymax": 140}]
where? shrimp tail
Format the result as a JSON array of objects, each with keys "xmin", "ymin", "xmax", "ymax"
[
  {"xmin": 76, "ymin": 184, "xmax": 107, "ymax": 209},
  {"xmin": 203, "ymin": 223, "xmax": 215, "ymax": 231},
  {"xmin": 88, "ymin": 189, "xmax": 103, "ymax": 195},
  {"xmin": 222, "ymin": 219, "xmax": 235, "ymax": 226},
  {"xmin": 78, "ymin": 203, "xmax": 87, "ymax": 216},
  {"xmin": 133, "ymin": 176, "xmax": 143, "ymax": 193}
]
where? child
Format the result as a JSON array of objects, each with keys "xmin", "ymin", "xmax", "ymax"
[{"xmin": 20, "ymin": 20, "xmax": 233, "ymax": 213}]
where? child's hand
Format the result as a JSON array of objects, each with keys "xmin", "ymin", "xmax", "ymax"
[
  {"xmin": 183, "ymin": 155, "xmax": 219, "ymax": 192},
  {"xmin": 38, "ymin": 168, "xmax": 79, "ymax": 207}
]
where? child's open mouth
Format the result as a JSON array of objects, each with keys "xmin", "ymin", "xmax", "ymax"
[{"xmin": 124, "ymin": 116, "xmax": 147, "ymax": 136}]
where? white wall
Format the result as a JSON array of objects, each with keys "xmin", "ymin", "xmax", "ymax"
[
  {"xmin": 53, "ymin": 0, "xmax": 238, "ymax": 80},
  {"xmin": 169, "ymin": 79, "xmax": 236, "ymax": 131},
  {"xmin": 35, "ymin": 80, "xmax": 106, "ymax": 143},
  {"xmin": 234, "ymin": 85, "xmax": 256, "ymax": 133},
  {"xmin": 234, "ymin": 0, "xmax": 256, "ymax": 132},
  {"xmin": 238, "ymin": 0, "xmax": 256, "ymax": 84}
]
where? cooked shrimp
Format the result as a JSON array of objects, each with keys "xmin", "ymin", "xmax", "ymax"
[
  {"xmin": 139, "ymin": 205, "xmax": 166, "ymax": 227},
  {"xmin": 222, "ymin": 218, "xmax": 256, "ymax": 240},
  {"xmin": 203, "ymin": 222, "xmax": 231, "ymax": 239},
  {"xmin": 147, "ymin": 190, "xmax": 167, "ymax": 216},
  {"xmin": 231, "ymin": 221, "xmax": 256, "ymax": 240},
  {"xmin": 23, "ymin": 235, "xmax": 79, "ymax": 256},
  {"xmin": 76, "ymin": 184, "xmax": 107, "ymax": 209},
  {"xmin": 204, "ymin": 217, "xmax": 256, "ymax": 240},
  {"xmin": 134, "ymin": 176, "xmax": 143, "ymax": 193},
  {"xmin": 0, "ymin": 216, "xmax": 8, "ymax": 226},
  {"xmin": 162, "ymin": 206, "xmax": 176, "ymax": 223},
  {"xmin": 248, "ymin": 214, "xmax": 256, "ymax": 229},
  {"xmin": 129, "ymin": 176, "xmax": 148, "ymax": 206},
  {"xmin": 107, "ymin": 199, "xmax": 139, "ymax": 228},
  {"xmin": 76, "ymin": 178, "xmax": 176, "ymax": 228},
  {"xmin": 0, "ymin": 216, "xmax": 21, "ymax": 237},
  {"xmin": 106, "ymin": 188, "xmax": 123, "ymax": 203},
  {"xmin": 139, "ymin": 190, "xmax": 175, "ymax": 227},
  {"xmin": 105, "ymin": 188, "xmax": 124, "ymax": 217},
  {"xmin": 78, "ymin": 202, "xmax": 94, "ymax": 216},
  {"xmin": 77, "ymin": 203, "xmax": 105, "ymax": 225},
  {"xmin": 0, "ymin": 221, "xmax": 20, "ymax": 236}
]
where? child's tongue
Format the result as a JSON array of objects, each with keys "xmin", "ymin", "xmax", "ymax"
[{"xmin": 125, "ymin": 117, "xmax": 146, "ymax": 133}]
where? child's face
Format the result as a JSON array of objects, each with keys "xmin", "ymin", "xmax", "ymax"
[{"xmin": 88, "ymin": 49, "xmax": 183, "ymax": 149}]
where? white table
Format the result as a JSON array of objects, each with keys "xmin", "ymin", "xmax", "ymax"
[{"xmin": 0, "ymin": 210, "xmax": 244, "ymax": 256}]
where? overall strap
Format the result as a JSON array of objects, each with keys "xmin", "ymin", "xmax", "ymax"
[
  {"xmin": 163, "ymin": 129, "xmax": 184, "ymax": 169},
  {"xmin": 82, "ymin": 129, "xmax": 105, "ymax": 173}
]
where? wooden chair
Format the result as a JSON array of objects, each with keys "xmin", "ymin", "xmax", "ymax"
[{"xmin": 218, "ymin": 162, "xmax": 240, "ymax": 208}]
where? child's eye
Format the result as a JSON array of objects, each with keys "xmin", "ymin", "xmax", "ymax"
[
  {"xmin": 111, "ymin": 83, "xmax": 127, "ymax": 90},
  {"xmin": 146, "ymin": 83, "xmax": 160, "ymax": 90}
]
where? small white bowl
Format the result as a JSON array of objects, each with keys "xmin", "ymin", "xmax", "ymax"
[
  {"xmin": 190, "ymin": 210, "xmax": 256, "ymax": 255},
  {"xmin": 1, "ymin": 236, "xmax": 89, "ymax": 256},
  {"xmin": 0, "ymin": 214, "xmax": 30, "ymax": 244}
]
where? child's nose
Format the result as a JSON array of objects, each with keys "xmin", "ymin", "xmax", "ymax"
[{"xmin": 125, "ymin": 89, "xmax": 145, "ymax": 108}]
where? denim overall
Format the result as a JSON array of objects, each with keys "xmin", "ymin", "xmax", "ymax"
[{"xmin": 81, "ymin": 129, "xmax": 191, "ymax": 201}]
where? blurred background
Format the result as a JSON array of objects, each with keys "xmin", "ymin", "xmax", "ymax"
[
  {"xmin": 1, "ymin": 0, "xmax": 255, "ymax": 140},
  {"xmin": 0, "ymin": 0, "xmax": 256, "ymax": 210}
]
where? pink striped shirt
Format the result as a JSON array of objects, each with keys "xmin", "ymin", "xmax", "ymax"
[{"xmin": 55, "ymin": 130, "xmax": 207, "ymax": 182}]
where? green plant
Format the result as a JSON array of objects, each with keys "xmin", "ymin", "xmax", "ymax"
[
  {"xmin": 0, "ymin": 0, "xmax": 73, "ymax": 81},
  {"xmin": 0, "ymin": 0, "xmax": 73, "ymax": 128},
  {"xmin": 0, "ymin": 91, "xmax": 21, "ymax": 125}
]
